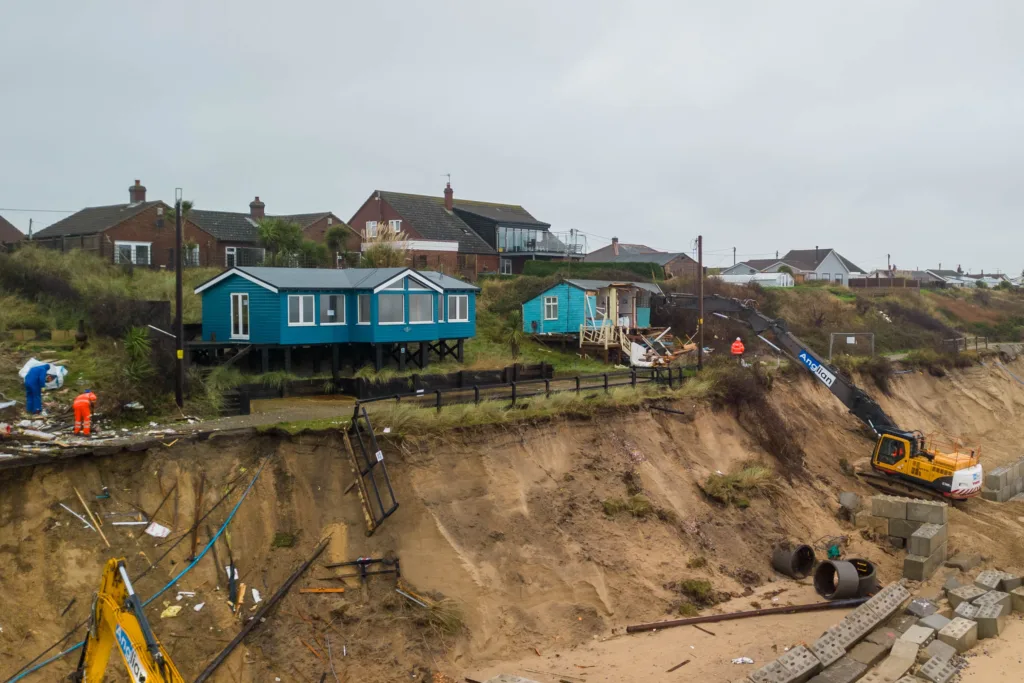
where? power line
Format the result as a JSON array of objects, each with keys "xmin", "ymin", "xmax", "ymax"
[{"xmin": 0, "ymin": 207, "xmax": 76, "ymax": 213}]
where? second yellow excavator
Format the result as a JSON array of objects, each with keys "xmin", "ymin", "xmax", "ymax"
[{"xmin": 72, "ymin": 557, "xmax": 184, "ymax": 683}]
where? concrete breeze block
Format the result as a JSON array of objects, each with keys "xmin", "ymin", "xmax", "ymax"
[
  {"xmin": 906, "ymin": 598, "xmax": 938, "ymax": 618},
  {"xmin": 854, "ymin": 511, "xmax": 889, "ymax": 535},
  {"xmin": 865, "ymin": 627, "xmax": 899, "ymax": 649},
  {"xmin": 776, "ymin": 644, "xmax": 822, "ymax": 683},
  {"xmin": 809, "ymin": 633, "xmax": 846, "ymax": 668},
  {"xmin": 847, "ymin": 641, "xmax": 888, "ymax": 667},
  {"xmin": 975, "ymin": 569, "xmax": 1004, "ymax": 592},
  {"xmin": 890, "ymin": 518, "xmax": 925, "ymax": 539},
  {"xmin": 872, "ymin": 495, "xmax": 910, "ymax": 519},
  {"xmin": 924, "ymin": 638, "xmax": 958, "ymax": 664},
  {"xmin": 918, "ymin": 655, "xmax": 958, "ymax": 683},
  {"xmin": 946, "ymin": 584, "xmax": 986, "ymax": 608},
  {"xmin": 907, "ymin": 500, "xmax": 949, "ymax": 524},
  {"xmin": 748, "ymin": 660, "xmax": 791, "ymax": 683},
  {"xmin": 997, "ymin": 572, "xmax": 1022, "ymax": 592},
  {"xmin": 806, "ymin": 656, "xmax": 867, "ymax": 683},
  {"xmin": 972, "ymin": 590, "xmax": 1011, "ymax": 615},
  {"xmin": 900, "ymin": 624, "xmax": 936, "ymax": 647},
  {"xmin": 918, "ymin": 613, "xmax": 952, "ymax": 632},
  {"xmin": 984, "ymin": 464, "xmax": 1011, "ymax": 491},
  {"xmin": 981, "ymin": 486, "xmax": 1016, "ymax": 503},
  {"xmin": 1011, "ymin": 586, "xmax": 1024, "ymax": 613},
  {"xmin": 874, "ymin": 640, "xmax": 918, "ymax": 681},
  {"xmin": 908, "ymin": 524, "xmax": 948, "ymax": 557},
  {"xmin": 953, "ymin": 601, "xmax": 979, "ymax": 620},
  {"xmin": 975, "ymin": 603, "xmax": 1007, "ymax": 639},
  {"xmin": 938, "ymin": 617, "xmax": 978, "ymax": 653},
  {"xmin": 904, "ymin": 543, "xmax": 947, "ymax": 582}
]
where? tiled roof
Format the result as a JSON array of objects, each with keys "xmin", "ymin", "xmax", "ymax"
[
  {"xmin": 188, "ymin": 210, "xmax": 260, "ymax": 243},
  {"xmin": 452, "ymin": 200, "xmax": 548, "ymax": 226},
  {"xmin": 740, "ymin": 258, "xmax": 786, "ymax": 271},
  {"xmin": 32, "ymin": 202, "xmax": 163, "ymax": 238},
  {"xmin": 585, "ymin": 243, "xmax": 661, "ymax": 261},
  {"xmin": 0, "ymin": 214, "xmax": 24, "ymax": 243},
  {"xmin": 781, "ymin": 249, "xmax": 866, "ymax": 274},
  {"xmin": 590, "ymin": 252, "xmax": 692, "ymax": 266},
  {"xmin": 377, "ymin": 192, "xmax": 496, "ymax": 255}
]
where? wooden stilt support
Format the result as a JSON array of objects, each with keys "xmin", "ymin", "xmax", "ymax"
[{"xmin": 342, "ymin": 431, "xmax": 377, "ymax": 535}]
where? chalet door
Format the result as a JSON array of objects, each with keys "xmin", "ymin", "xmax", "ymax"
[
  {"xmin": 231, "ymin": 293, "xmax": 250, "ymax": 340},
  {"xmin": 617, "ymin": 290, "xmax": 632, "ymax": 326}
]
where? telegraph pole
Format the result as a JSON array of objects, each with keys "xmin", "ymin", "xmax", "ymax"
[
  {"xmin": 733, "ymin": 246, "xmax": 736, "ymax": 266},
  {"xmin": 174, "ymin": 189, "xmax": 185, "ymax": 408},
  {"xmin": 697, "ymin": 235, "xmax": 704, "ymax": 371}
]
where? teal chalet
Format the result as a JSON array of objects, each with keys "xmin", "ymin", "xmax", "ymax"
[{"xmin": 193, "ymin": 267, "xmax": 478, "ymax": 371}]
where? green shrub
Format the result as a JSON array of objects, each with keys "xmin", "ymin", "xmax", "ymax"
[
  {"xmin": 521, "ymin": 260, "xmax": 663, "ymax": 280},
  {"xmin": 702, "ymin": 460, "xmax": 781, "ymax": 506}
]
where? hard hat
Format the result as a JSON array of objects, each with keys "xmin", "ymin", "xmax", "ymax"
[{"xmin": 736, "ymin": 337, "xmax": 742, "ymax": 341}]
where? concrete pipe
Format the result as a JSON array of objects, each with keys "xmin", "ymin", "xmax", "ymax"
[
  {"xmin": 771, "ymin": 543, "xmax": 816, "ymax": 579},
  {"xmin": 847, "ymin": 558, "xmax": 879, "ymax": 597},
  {"xmin": 814, "ymin": 560, "xmax": 861, "ymax": 600}
]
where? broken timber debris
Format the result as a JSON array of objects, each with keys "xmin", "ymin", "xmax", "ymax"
[{"xmin": 626, "ymin": 597, "xmax": 867, "ymax": 633}]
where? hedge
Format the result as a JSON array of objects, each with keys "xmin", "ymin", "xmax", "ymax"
[{"xmin": 522, "ymin": 260, "xmax": 664, "ymax": 281}]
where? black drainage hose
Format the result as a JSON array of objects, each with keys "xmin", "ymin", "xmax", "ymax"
[
  {"xmin": 814, "ymin": 560, "xmax": 862, "ymax": 600},
  {"xmin": 771, "ymin": 543, "xmax": 816, "ymax": 579}
]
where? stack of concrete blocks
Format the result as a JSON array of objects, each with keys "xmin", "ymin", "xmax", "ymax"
[
  {"xmin": 868, "ymin": 496, "xmax": 949, "ymax": 582},
  {"xmin": 981, "ymin": 457, "xmax": 1024, "ymax": 502},
  {"xmin": 732, "ymin": 583, "xmax": 910, "ymax": 683}
]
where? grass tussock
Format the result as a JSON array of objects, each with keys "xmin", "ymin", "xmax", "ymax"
[
  {"xmin": 701, "ymin": 460, "xmax": 782, "ymax": 507},
  {"xmin": 830, "ymin": 354, "xmax": 894, "ymax": 395},
  {"xmin": 602, "ymin": 494, "xmax": 653, "ymax": 518},
  {"xmin": 902, "ymin": 349, "xmax": 977, "ymax": 376}
]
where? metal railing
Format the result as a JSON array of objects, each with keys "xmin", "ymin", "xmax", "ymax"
[{"xmin": 354, "ymin": 366, "xmax": 688, "ymax": 413}]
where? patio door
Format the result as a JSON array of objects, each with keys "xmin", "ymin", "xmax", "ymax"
[{"xmin": 231, "ymin": 293, "xmax": 249, "ymax": 339}]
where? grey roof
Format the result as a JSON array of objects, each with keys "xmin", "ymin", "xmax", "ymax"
[
  {"xmin": 588, "ymin": 252, "xmax": 692, "ymax": 266},
  {"xmin": 740, "ymin": 258, "xmax": 787, "ymax": 271},
  {"xmin": 377, "ymin": 192, "xmax": 497, "ymax": 255},
  {"xmin": 781, "ymin": 248, "xmax": 866, "ymax": 274},
  {"xmin": 928, "ymin": 269, "xmax": 965, "ymax": 279},
  {"xmin": 275, "ymin": 212, "xmax": 332, "ymax": 227},
  {"xmin": 565, "ymin": 278, "xmax": 663, "ymax": 294},
  {"xmin": 584, "ymin": 243, "xmax": 661, "ymax": 261},
  {"xmin": 201, "ymin": 266, "xmax": 478, "ymax": 292},
  {"xmin": 32, "ymin": 201, "xmax": 163, "ymax": 238},
  {"xmin": 188, "ymin": 210, "xmax": 260, "ymax": 243},
  {"xmin": 0, "ymin": 214, "xmax": 24, "ymax": 243},
  {"xmin": 451, "ymin": 200, "xmax": 548, "ymax": 227}
]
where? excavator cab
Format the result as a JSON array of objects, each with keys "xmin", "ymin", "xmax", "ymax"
[
  {"xmin": 872, "ymin": 434, "xmax": 914, "ymax": 474},
  {"xmin": 869, "ymin": 432, "xmax": 983, "ymax": 500}
]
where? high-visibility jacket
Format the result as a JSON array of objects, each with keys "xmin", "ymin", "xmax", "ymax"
[
  {"xmin": 731, "ymin": 339, "xmax": 746, "ymax": 356},
  {"xmin": 74, "ymin": 391, "xmax": 97, "ymax": 408}
]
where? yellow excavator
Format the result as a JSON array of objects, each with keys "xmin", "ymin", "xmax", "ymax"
[
  {"xmin": 72, "ymin": 558, "xmax": 184, "ymax": 683},
  {"xmin": 657, "ymin": 294, "xmax": 984, "ymax": 500}
]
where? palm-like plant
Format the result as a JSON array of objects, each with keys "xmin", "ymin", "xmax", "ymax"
[
  {"xmin": 360, "ymin": 228, "xmax": 409, "ymax": 268},
  {"xmin": 503, "ymin": 311, "xmax": 525, "ymax": 360},
  {"xmin": 166, "ymin": 200, "xmax": 193, "ymax": 225}
]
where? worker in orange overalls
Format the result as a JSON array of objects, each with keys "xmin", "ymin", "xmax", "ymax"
[
  {"xmin": 731, "ymin": 337, "xmax": 746, "ymax": 363},
  {"xmin": 73, "ymin": 390, "xmax": 97, "ymax": 436}
]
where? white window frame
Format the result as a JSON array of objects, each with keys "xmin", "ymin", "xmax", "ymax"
[
  {"xmin": 357, "ymin": 293, "xmax": 371, "ymax": 325},
  {"xmin": 447, "ymin": 294, "xmax": 469, "ymax": 322},
  {"xmin": 378, "ymin": 293, "xmax": 405, "ymax": 325},
  {"xmin": 365, "ymin": 221, "xmax": 378, "ymax": 238},
  {"xmin": 500, "ymin": 258, "xmax": 512, "ymax": 275},
  {"xmin": 821, "ymin": 272, "xmax": 830, "ymax": 282},
  {"xmin": 543, "ymin": 296, "xmax": 559, "ymax": 321},
  {"xmin": 288, "ymin": 294, "xmax": 315, "ymax": 326},
  {"xmin": 230, "ymin": 293, "xmax": 249, "ymax": 340},
  {"xmin": 183, "ymin": 244, "xmax": 200, "ymax": 266},
  {"xmin": 408, "ymin": 293, "xmax": 434, "ymax": 324},
  {"xmin": 114, "ymin": 241, "xmax": 152, "ymax": 265},
  {"xmin": 388, "ymin": 219, "xmax": 402, "ymax": 234},
  {"xmin": 835, "ymin": 273, "xmax": 844, "ymax": 284},
  {"xmin": 320, "ymin": 293, "xmax": 345, "ymax": 325},
  {"xmin": 225, "ymin": 246, "xmax": 237, "ymax": 268}
]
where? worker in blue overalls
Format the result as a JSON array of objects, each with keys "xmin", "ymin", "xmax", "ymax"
[{"xmin": 23, "ymin": 363, "xmax": 54, "ymax": 416}]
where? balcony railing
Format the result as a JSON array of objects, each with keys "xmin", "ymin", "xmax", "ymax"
[{"xmin": 499, "ymin": 230, "xmax": 586, "ymax": 256}]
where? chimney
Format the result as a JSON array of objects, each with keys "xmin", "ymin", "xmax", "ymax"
[
  {"xmin": 815, "ymin": 245, "xmax": 819, "ymax": 263},
  {"xmin": 249, "ymin": 196, "xmax": 266, "ymax": 220},
  {"xmin": 612, "ymin": 237, "xmax": 619, "ymax": 257},
  {"xmin": 129, "ymin": 179, "xmax": 146, "ymax": 204},
  {"xmin": 443, "ymin": 182, "xmax": 454, "ymax": 211}
]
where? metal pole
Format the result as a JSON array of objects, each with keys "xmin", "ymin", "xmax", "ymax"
[
  {"xmin": 174, "ymin": 190, "xmax": 185, "ymax": 408},
  {"xmin": 697, "ymin": 235, "xmax": 704, "ymax": 371},
  {"xmin": 625, "ymin": 597, "xmax": 867, "ymax": 634}
]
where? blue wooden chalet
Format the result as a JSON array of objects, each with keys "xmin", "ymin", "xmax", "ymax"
[{"xmin": 193, "ymin": 266, "xmax": 478, "ymax": 371}]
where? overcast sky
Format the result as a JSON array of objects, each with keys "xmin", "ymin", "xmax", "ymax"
[{"xmin": 2, "ymin": 1, "xmax": 1021, "ymax": 273}]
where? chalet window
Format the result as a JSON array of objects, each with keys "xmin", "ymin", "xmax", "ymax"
[
  {"xmin": 384, "ymin": 278, "xmax": 405, "ymax": 290},
  {"xmin": 321, "ymin": 294, "xmax": 345, "ymax": 325},
  {"xmin": 389, "ymin": 219, "xmax": 402, "ymax": 234},
  {"xmin": 409, "ymin": 294, "xmax": 433, "ymax": 323},
  {"xmin": 365, "ymin": 221, "xmax": 378, "ymax": 238},
  {"xmin": 379, "ymin": 294, "xmax": 404, "ymax": 324},
  {"xmin": 543, "ymin": 296, "xmax": 558, "ymax": 321},
  {"xmin": 447, "ymin": 294, "xmax": 469, "ymax": 322},
  {"xmin": 288, "ymin": 295, "xmax": 315, "ymax": 326},
  {"xmin": 225, "ymin": 246, "xmax": 237, "ymax": 268},
  {"xmin": 407, "ymin": 278, "xmax": 428, "ymax": 290},
  {"xmin": 358, "ymin": 294, "xmax": 371, "ymax": 324},
  {"xmin": 114, "ymin": 241, "xmax": 151, "ymax": 265},
  {"xmin": 500, "ymin": 258, "xmax": 512, "ymax": 275}
]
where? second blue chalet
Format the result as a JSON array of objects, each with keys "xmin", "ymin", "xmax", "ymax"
[{"xmin": 194, "ymin": 266, "xmax": 478, "ymax": 370}]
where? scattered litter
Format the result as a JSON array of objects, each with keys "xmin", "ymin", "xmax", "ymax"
[
  {"xmin": 252, "ymin": 588, "xmax": 262, "ymax": 603},
  {"xmin": 112, "ymin": 521, "xmax": 148, "ymax": 526},
  {"xmin": 124, "ymin": 402, "xmax": 144, "ymax": 410},
  {"xmin": 149, "ymin": 422, "xmax": 158, "ymax": 427},
  {"xmin": 382, "ymin": 427, "xmax": 391, "ymax": 433},
  {"xmin": 59, "ymin": 503, "xmax": 96, "ymax": 531},
  {"xmin": 21, "ymin": 429, "xmax": 56, "ymax": 442},
  {"xmin": 194, "ymin": 602, "xmax": 205, "ymax": 612},
  {"xmin": 145, "ymin": 522, "xmax": 171, "ymax": 538},
  {"xmin": 160, "ymin": 605, "xmax": 183, "ymax": 618},
  {"xmin": 732, "ymin": 657, "xmax": 754, "ymax": 665},
  {"xmin": 177, "ymin": 591, "xmax": 196, "ymax": 599}
]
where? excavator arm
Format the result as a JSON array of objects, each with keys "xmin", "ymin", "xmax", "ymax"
[
  {"xmin": 656, "ymin": 294, "xmax": 906, "ymax": 436},
  {"xmin": 75, "ymin": 558, "xmax": 185, "ymax": 683}
]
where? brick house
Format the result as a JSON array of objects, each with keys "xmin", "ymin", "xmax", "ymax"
[
  {"xmin": 349, "ymin": 185, "xmax": 500, "ymax": 279},
  {"xmin": 585, "ymin": 238, "xmax": 699, "ymax": 279},
  {"xmin": 189, "ymin": 197, "xmax": 359, "ymax": 268},
  {"xmin": 0, "ymin": 214, "xmax": 25, "ymax": 248},
  {"xmin": 32, "ymin": 180, "xmax": 219, "ymax": 268}
]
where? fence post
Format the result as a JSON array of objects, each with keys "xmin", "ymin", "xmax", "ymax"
[
  {"xmin": 435, "ymin": 389, "xmax": 442, "ymax": 413},
  {"xmin": 631, "ymin": 368, "xmax": 637, "ymax": 388},
  {"xmin": 603, "ymin": 373, "xmax": 609, "ymax": 393},
  {"xmin": 511, "ymin": 382, "xmax": 517, "ymax": 406},
  {"xmin": 394, "ymin": 394, "xmax": 401, "ymax": 403},
  {"xmin": 575, "ymin": 376, "xmax": 581, "ymax": 394},
  {"xmin": 545, "ymin": 379, "xmax": 550, "ymax": 397},
  {"xmin": 474, "ymin": 385, "xmax": 480, "ymax": 404}
]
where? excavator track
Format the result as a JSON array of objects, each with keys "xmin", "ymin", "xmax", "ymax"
[{"xmin": 854, "ymin": 467, "xmax": 970, "ymax": 508}]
